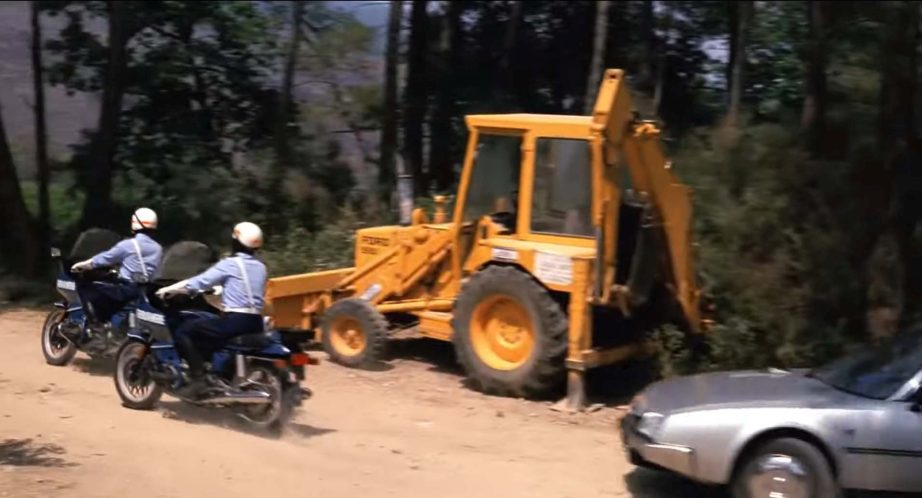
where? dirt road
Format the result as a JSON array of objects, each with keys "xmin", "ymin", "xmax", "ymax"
[{"xmin": 0, "ymin": 309, "xmax": 705, "ymax": 498}]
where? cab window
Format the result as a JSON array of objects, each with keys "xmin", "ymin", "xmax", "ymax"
[
  {"xmin": 462, "ymin": 134, "xmax": 522, "ymax": 224},
  {"xmin": 531, "ymin": 138, "xmax": 592, "ymax": 237}
]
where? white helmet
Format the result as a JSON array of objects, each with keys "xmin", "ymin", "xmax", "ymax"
[
  {"xmin": 131, "ymin": 207, "xmax": 158, "ymax": 232},
  {"xmin": 233, "ymin": 221, "xmax": 263, "ymax": 249}
]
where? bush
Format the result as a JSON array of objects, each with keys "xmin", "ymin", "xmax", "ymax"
[
  {"xmin": 654, "ymin": 123, "xmax": 869, "ymax": 376},
  {"xmin": 260, "ymin": 205, "xmax": 380, "ymax": 277}
]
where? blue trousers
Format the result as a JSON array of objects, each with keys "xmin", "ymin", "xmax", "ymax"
[
  {"xmin": 174, "ymin": 312, "xmax": 263, "ymax": 378},
  {"xmin": 77, "ymin": 280, "xmax": 139, "ymax": 323}
]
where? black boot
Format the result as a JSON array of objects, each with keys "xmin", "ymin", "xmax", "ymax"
[
  {"xmin": 176, "ymin": 376, "xmax": 208, "ymax": 400},
  {"xmin": 82, "ymin": 321, "xmax": 107, "ymax": 347}
]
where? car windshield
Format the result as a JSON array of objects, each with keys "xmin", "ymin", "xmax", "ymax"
[{"xmin": 810, "ymin": 328, "xmax": 922, "ymax": 400}]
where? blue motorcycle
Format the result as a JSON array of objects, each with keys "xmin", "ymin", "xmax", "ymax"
[
  {"xmin": 112, "ymin": 242, "xmax": 313, "ymax": 432},
  {"xmin": 43, "ymin": 229, "xmax": 137, "ymax": 366}
]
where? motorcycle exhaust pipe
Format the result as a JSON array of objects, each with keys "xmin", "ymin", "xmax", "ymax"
[{"xmin": 198, "ymin": 391, "xmax": 272, "ymax": 405}]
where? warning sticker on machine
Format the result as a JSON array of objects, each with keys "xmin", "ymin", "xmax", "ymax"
[
  {"xmin": 491, "ymin": 247, "xmax": 518, "ymax": 262},
  {"xmin": 534, "ymin": 252, "xmax": 573, "ymax": 286}
]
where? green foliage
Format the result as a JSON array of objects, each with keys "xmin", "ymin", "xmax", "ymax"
[
  {"xmin": 651, "ymin": 121, "xmax": 876, "ymax": 376},
  {"xmin": 20, "ymin": 179, "xmax": 84, "ymax": 235},
  {"xmin": 748, "ymin": 1, "xmax": 808, "ymax": 116},
  {"xmin": 260, "ymin": 205, "xmax": 367, "ymax": 277}
]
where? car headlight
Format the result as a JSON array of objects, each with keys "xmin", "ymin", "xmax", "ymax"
[
  {"xmin": 629, "ymin": 394, "xmax": 646, "ymax": 413},
  {"xmin": 636, "ymin": 412, "xmax": 666, "ymax": 440}
]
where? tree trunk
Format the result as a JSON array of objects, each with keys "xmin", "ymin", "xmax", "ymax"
[
  {"xmin": 403, "ymin": 0, "xmax": 429, "ymax": 198},
  {"xmin": 379, "ymin": 0, "xmax": 403, "ymax": 203},
  {"xmin": 498, "ymin": 0, "xmax": 524, "ymax": 110},
  {"xmin": 80, "ymin": 0, "xmax": 129, "ymax": 229},
  {"xmin": 801, "ymin": 0, "xmax": 827, "ymax": 155},
  {"xmin": 724, "ymin": 0, "xmax": 751, "ymax": 128},
  {"xmin": 878, "ymin": 1, "xmax": 922, "ymax": 331},
  {"xmin": 638, "ymin": 0, "xmax": 655, "ymax": 92},
  {"xmin": 0, "ymin": 102, "xmax": 42, "ymax": 277},
  {"xmin": 429, "ymin": 1, "xmax": 462, "ymax": 192},
  {"xmin": 583, "ymin": 1, "xmax": 611, "ymax": 114},
  {"xmin": 276, "ymin": 0, "xmax": 304, "ymax": 170},
  {"xmin": 879, "ymin": 1, "xmax": 919, "ymax": 150},
  {"xmin": 31, "ymin": 1, "xmax": 50, "ymax": 261}
]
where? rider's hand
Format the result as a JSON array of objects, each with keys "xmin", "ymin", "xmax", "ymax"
[
  {"xmin": 70, "ymin": 259, "xmax": 93, "ymax": 273},
  {"xmin": 156, "ymin": 279, "xmax": 190, "ymax": 299}
]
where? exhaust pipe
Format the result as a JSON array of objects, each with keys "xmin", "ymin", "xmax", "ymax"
[{"xmin": 197, "ymin": 390, "xmax": 272, "ymax": 405}]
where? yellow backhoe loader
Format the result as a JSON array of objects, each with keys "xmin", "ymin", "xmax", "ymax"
[{"xmin": 266, "ymin": 69, "xmax": 706, "ymax": 409}]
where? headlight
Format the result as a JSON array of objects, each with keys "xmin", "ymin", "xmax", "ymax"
[
  {"xmin": 629, "ymin": 394, "xmax": 646, "ymax": 414},
  {"xmin": 636, "ymin": 412, "xmax": 666, "ymax": 440}
]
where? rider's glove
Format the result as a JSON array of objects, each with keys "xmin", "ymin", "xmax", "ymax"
[
  {"xmin": 70, "ymin": 259, "xmax": 93, "ymax": 273},
  {"xmin": 156, "ymin": 279, "xmax": 190, "ymax": 299}
]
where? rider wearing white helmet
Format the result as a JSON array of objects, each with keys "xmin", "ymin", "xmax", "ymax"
[
  {"xmin": 156, "ymin": 221, "xmax": 267, "ymax": 398},
  {"xmin": 71, "ymin": 208, "xmax": 163, "ymax": 327}
]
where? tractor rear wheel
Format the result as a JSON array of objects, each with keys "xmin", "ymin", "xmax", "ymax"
[
  {"xmin": 452, "ymin": 266, "xmax": 568, "ymax": 398},
  {"xmin": 321, "ymin": 298, "xmax": 389, "ymax": 369}
]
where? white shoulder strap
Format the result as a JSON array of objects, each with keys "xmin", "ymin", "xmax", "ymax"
[
  {"xmin": 131, "ymin": 238, "xmax": 148, "ymax": 279},
  {"xmin": 232, "ymin": 257, "xmax": 255, "ymax": 308}
]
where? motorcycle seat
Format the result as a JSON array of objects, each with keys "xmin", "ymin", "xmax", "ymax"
[{"xmin": 227, "ymin": 333, "xmax": 272, "ymax": 349}]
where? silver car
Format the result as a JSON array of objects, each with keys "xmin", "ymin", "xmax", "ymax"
[{"xmin": 620, "ymin": 328, "xmax": 922, "ymax": 498}]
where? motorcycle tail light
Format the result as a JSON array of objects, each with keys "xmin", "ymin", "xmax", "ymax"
[{"xmin": 290, "ymin": 353, "xmax": 317, "ymax": 366}]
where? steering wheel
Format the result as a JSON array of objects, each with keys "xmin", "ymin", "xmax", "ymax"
[{"xmin": 489, "ymin": 211, "xmax": 516, "ymax": 234}]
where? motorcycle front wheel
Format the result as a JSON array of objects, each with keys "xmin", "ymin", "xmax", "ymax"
[
  {"xmin": 114, "ymin": 340, "xmax": 163, "ymax": 410},
  {"xmin": 41, "ymin": 309, "xmax": 77, "ymax": 366}
]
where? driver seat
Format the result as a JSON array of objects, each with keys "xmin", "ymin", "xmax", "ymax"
[{"xmin": 227, "ymin": 332, "xmax": 272, "ymax": 349}]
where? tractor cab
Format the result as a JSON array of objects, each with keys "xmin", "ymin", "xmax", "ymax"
[{"xmin": 457, "ymin": 114, "xmax": 597, "ymax": 243}]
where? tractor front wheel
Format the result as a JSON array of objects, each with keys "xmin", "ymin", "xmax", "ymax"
[
  {"xmin": 452, "ymin": 266, "xmax": 568, "ymax": 398},
  {"xmin": 321, "ymin": 298, "xmax": 389, "ymax": 369}
]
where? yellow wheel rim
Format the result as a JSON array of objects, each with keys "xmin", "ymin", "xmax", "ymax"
[
  {"xmin": 329, "ymin": 316, "xmax": 367, "ymax": 357},
  {"xmin": 470, "ymin": 294, "xmax": 535, "ymax": 371}
]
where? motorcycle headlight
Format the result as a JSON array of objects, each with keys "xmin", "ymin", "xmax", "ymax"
[{"xmin": 636, "ymin": 412, "xmax": 666, "ymax": 440}]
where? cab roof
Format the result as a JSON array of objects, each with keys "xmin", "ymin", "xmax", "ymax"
[{"xmin": 465, "ymin": 113, "xmax": 594, "ymax": 138}]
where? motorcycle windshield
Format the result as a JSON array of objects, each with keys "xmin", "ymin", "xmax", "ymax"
[
  {"xmin": 155, "ymin": 241, "xmax": 217, "ymax": 284},
  {"xmin": 69, "ymin": 228, "xmax": 122, "ymax": 264}
]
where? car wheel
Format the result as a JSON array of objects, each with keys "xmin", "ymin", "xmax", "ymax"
[{"xmin": 732, "ymin": 438, "xmax": 839, "ymax": 498}]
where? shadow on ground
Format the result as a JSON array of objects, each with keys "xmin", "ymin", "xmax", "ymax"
[
  {"xmin": 158, "ymin": 400, "xmax": 336, "ymax": 440},
  {"xmin": 376, "ymin": 334, "xmax": 660, "ymax": 407},
  {"xmin": 384, "ymin": 337, "xmax": 462, "ymax": 375},
  {"xmin": 624, "ymin": 468, "xmax": 722, "ymax": 498},
  {"xmin": 0, "ymin": 438, "xmax": 76, "ymax": 468},
  {"xmin": 71, "ymin": 356, "xmax": 116, "ymax": 377}
]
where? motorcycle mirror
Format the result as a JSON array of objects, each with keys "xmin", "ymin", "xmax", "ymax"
[{"xmin": 50, "ymin": 247, "xmax": 61, "ymax": 258}]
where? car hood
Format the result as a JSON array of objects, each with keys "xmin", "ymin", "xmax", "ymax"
[{"xmin": 638, "ymin": 368, "xmax": 848, "ymax": 414}]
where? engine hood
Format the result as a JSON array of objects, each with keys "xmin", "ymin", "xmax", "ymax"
[{"xmin": 635, "ymin": 368, "xmax": 849, "ymax": 414}]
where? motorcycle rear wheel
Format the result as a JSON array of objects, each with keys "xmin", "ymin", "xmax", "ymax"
[
  {"xmin": 114, "ymin": 340, "xmax": 163, "ymax": 410},
  {"xmin": 236, "ymin": 365, "xmax": 292, "ymax": 432}
]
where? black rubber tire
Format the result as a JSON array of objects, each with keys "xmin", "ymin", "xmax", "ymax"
[
  {"xmin": 236, "ymin": 365, "xmax": 290, "ymax": 435},
  {"xmin": 113, "ymin": 340, "xmax": 163, "ymax": 410},
  {"xmin": 452, "ymin": 266, "xmax": 568, "ymax": 398},
  {"xmin": 320, "ymin": 298, "xmax": 389, "ymax": 369},
  {"xmin": 732, "ymin": 438, "xmax": 839, "ymax": 498},
  {"xmin": 41, "ymin": 309, "xmax": 77, "ymax": 366}
]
